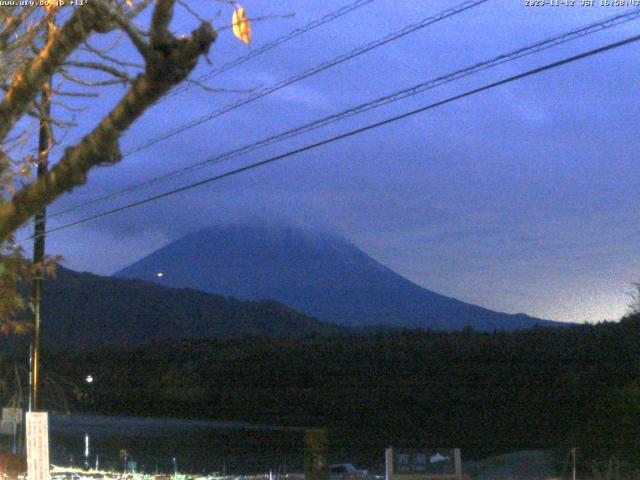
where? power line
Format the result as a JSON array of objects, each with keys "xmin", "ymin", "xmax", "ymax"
[
  {"xmin": 20, "ymin": 32, "xmax": 640, "ymax": 243},
  {"xmin": 44, "ymin": 8, "xmax": 640, "ymax": 221},
  {"xmin": 41, "ymin": 0, "xmax": 491, "ymax": 221},
  {"xmin": 48, "ymin": 0, "xmax": 377, "ymax": 156},
  {"xmin": 123, "ymin": 0, "xmax": 490, "ymax": 157},
  {"xmin": 168, "ymin": 0, "xmax": 376, "ymax": 98}
]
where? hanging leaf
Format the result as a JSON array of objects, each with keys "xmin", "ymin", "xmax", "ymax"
[{"xmin": 232, "ymin": 4, "xmax": 252, "ymax": 45}]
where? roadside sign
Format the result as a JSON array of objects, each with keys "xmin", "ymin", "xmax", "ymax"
[
  {"xmin": 385, "ymin": 448, "xmax": 462, "ymax": 480},
  {"xmin": 0, "ymin": 407, "xmax": 22, "ymax": 435},
  {"xmin": 26, "ymin": 412, "xmax": 50, "ymax": 480}
]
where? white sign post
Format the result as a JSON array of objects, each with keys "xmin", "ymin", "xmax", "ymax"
[{"xmin": 26, "ymin": 412, "xmax": 50, "ymax": 480}]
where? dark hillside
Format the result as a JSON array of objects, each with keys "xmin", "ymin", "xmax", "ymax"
[{"xmin": 33, "ymin": 266, "xmax": 347, "ymax": 351}]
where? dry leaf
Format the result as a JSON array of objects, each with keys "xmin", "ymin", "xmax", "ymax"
[{"xmin": 232, "ymin": 4, "xmax": 251, "ymax": 45}]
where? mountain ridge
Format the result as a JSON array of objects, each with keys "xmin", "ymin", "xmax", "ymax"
[
  {"xmin": 115, "ymin": 222, "xmax": 560, "ymax": 331},
  {"xmin": 29, "ymin": 265, "xmax": 348, "ymax": 352}
]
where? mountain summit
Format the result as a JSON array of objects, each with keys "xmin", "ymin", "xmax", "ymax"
[{"xmin": 115, "ymin": 223, "xmax": 558, "ymax": 331}]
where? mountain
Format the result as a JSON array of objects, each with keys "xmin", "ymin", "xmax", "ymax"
[
  {"xmin": 115, "ymin": 223, "xmax": 560, "ymax": 331},
  {"xmin": 33, "ymin": 266, "xmax": 346, "ymax": 351}
]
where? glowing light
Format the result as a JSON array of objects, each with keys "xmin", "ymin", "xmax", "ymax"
[
  {"xmin": 85, "ymin": 375, "xmax": 93, "ymax": 384},
  {"xmin": 156, "ymin": 272, "xmax": 164, "ymax": 278}
]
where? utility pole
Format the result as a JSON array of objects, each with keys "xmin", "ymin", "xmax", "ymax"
[
  {"xmin": 571, "ymin": 447, "xmax": 577, "ymax": 480},
  {"xmin": 29, "ymin": 20, "xmax": 52, "ymax": 413}
]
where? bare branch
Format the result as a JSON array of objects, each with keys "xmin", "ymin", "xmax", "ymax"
[
  {"xmin": 63, "ymin": 61, "xmax": 135, "ymax": 84},
  {"xmin": 0, "ymin": 20, "xmax": 217, "ymax": 241},
  {"xmin": 82, "ymin": 30, "xmax": 125, "ymax": 56},
  {"xmin": 59, "ymin": 69, "xmax": 128, "ymax": 87},
  {"xmin": 178, "ymin": 0, "xmax": 211, "ymax": 24},
  {"xmin": 0, "ymin": 8, "xmax": 31, "ymax": 49},
  {"xmin": 51, "ymin": 90, "xmax": 100, "ymax": 98},
  {"xmin": 28, "ymin": 108, "xmax": 76, "ymax": 129},
  {"xmin": 0, "ymin": 5, "xmax": 107, "ymax": 142},
  {"xmin": 184, "ymin": 78, "xmax": 259, "ymax": 94},
  {"xmin": 0, "ymin": 7, "xmax": 19, "ymax": 25},
  {"xmin": 81, "ymin": 39, "xmax": 144, "ymax": 69},
  {"xmin": 125, "ymin": 0, "xmax": 154, "ymax": 19},
  {"xmin": 151, "ymin": 0, "xmax": 177, "ymax": 47},
  {"xmin": 96, "ymin": 0, "xmax": 150, "ymax": 58},
  {"xmin": 51, "ymin": 100, "xmax": 88, "ymax": 114}
]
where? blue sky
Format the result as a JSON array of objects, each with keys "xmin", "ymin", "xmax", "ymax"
[{"xmin": 21, "ymin": 0, "xmax": 640, "ymax": 323}]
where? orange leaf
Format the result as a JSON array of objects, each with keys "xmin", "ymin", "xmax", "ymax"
[{"xmin": 232, "ymin": 4, "xmax": 251, "ymax": 45}]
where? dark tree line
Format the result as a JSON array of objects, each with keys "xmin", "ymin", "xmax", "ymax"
[{"xmin": 40, "ymin": 313, "xmax": 640, "ymax": 471}]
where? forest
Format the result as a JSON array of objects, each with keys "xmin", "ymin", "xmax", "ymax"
[{"xmin": 37, "ymin": 312, "xmax": 640, "ymax": 473}]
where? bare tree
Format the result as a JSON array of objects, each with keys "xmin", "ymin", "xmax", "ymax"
[
  {"xmin": 0, "ymin": 0, "xmax": 251, "ymax": 332},
  {"xmin": 0, "ymin": 0, "xmax": 222, "ymax": 238},
  {"xmin": 627, "ymin": 282, "xmax": 640, "ymax": 317}
]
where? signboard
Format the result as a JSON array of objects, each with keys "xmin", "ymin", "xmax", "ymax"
[
  {"xmin": 26, "ymin": 412, "xmax": 50, "ymax": 480},
  {"xmin": 386, "ymin": 448, "xmax": 462, "ymax": 480},
  {"xmin": 0, "ymin": 407, "xmax": 22, "ymax": 435}
]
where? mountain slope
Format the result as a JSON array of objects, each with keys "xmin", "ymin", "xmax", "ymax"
[
  {"xmin": 115, "ymin": 223, "xmax": 559, "ymax": 331},
  {"xmin": 36, "ymin": 266, "xmax": 346, "ymax": 351}
]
